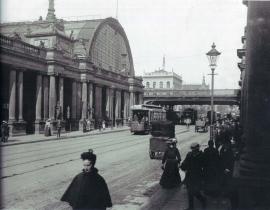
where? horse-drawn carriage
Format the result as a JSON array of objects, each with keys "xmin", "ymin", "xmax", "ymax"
[{"xmin": 149, "ymin": 120, "xmax": 175, "ymax": 159}]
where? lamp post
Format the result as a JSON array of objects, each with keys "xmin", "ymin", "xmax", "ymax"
[{"xmin": 206, "ymin": 43, "xmax": 221, "ymax": 141}]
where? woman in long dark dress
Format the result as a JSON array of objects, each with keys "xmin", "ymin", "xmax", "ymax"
[{"xmin": 160, "ymin": 139, "xmax": 181, "ymax": 189}]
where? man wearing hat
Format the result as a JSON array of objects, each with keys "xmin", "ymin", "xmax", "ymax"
[
  {"xmin": 181, "ymin": 142, "xmax": 207, "ymax": 210},
  {"xmin": 61, "ymin": 149, "xmax": 112, "ymax": 210}
]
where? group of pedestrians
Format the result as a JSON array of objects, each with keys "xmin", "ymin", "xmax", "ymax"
[{"xmin": 159, "ymin": 118, "xmax": 242, "ymax": 210}]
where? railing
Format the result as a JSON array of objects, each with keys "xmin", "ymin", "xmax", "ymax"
[
  {"xmin": 144, "ymin": 89, "xmax": 239, "ymax": 97},
  {"xmin": 0, "ymin": 34, "xmax": 46, "ymax": 58}
]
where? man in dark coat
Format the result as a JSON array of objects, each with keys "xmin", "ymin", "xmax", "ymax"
[
  {"xmin": 181, "ymin": 142, "xmax": 207, "ymax": 210},
  {"xmin": 61, "ymin": 150, "xmax": 112, "ymax": 210},
  {"xmin": 160, "ymin": 139, "xmax": 181, "ymax": 189},
  {"xmin": 203, "ymin": 140, "xmax": 220, "ymax": 196}
]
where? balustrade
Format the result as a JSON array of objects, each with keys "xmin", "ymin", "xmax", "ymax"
[{"xmin": 0, "ymin": 34, "xmax": 46, "ymax": 58}]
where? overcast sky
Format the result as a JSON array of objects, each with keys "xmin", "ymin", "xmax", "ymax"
[{"xmin": 1, "ymin": 0, "xmax": 247, "ymax": 89}]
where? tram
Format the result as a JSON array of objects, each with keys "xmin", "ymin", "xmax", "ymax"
[
  {"xmin": 180, "ymin": 108, "xmax": 198, "ymax": 125},
  {"xmin": 130, "ymin": 104, "xmax": 166, "ymax": 134}
]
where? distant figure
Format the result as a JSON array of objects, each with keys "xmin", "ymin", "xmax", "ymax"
[
  {"xmin": 1, "ymin": 121, "xmax": 9, "ymax": 142},
  {"xmin": 61, "ymin": 149, "xmax": 112, "ymax": 210},
  {"xmin": 185, "ymin": 118, "xmax": 191, "ymax": 129},
  {"xmin": 57, "ymin": 119, "xmax": 61, "ymax": 138},
  {"xmin": 87, "ymin": 119, "xmax": 91, "ymax": 131},
  {"xmin": 83, "ymin": 118, "xmax": 87, "ymax": 133},
  {"xmin": 160, "ymin": 139, "xmax": 181, "ymax": 189},
  {"xmin": 98, "ymin": 118, "xmax": 102, "ymax": 131},
  {"xmin": 102, "ymin": 120, "xmax": 106, "ymax": 130},
  {"xmin": 44, "ymin": 119, "xmax": 51, "ymax": 136},
  {"xmin": 181, "ymin": 142, "xmax": 207, "ymax": 210}
]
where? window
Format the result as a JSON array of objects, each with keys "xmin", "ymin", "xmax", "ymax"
[
  {"xmin": 153, "ymin": 82, "xmax": 156, "ymax": 89},
  {"xmin": 146, "ymin": 82, "xmax": 150, "ymax": 88},
  {"xmin": 159, "ymin": 81, "xmax": 163, "ymax": 88},
  {"xmin": 167, "ymin": 81, "xmax": 170, "ymax": 89}
]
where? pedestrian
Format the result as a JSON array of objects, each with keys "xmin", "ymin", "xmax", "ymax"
[
  {"xmin": 61, "ymin": 149, "xmax": 112, "ymax": 210},
  {"xmin": 203, "ymin": 140, "xmax": 220, "ymax": 197},
  {"xmin": 102, "ymin": 120, "xmax": 106, "ymax": 131},
  {"xmin": 57, "ymin": 119, "xmax": 61, "ymax": 138},
  {"xmin": 185, "ymin": 118, "xmax": 191, "ymax": 129},
  {"xmin": 219, "ymin": 140, "xmax": 238, "ymax": 209},
  {"xmin": 1, "ymin": 121, "xmax": 9, "ymax": 142},
  {"xmin": 160, "ymin": 138, "xmax": 181, "ymax": 189},
  {"xmin": 44, "ymin": 119, "xmax": 51, "ymax": 136},
  {"xmin": 181, "ymin": 142, "xmax": 207, "ymax": 210},
  {"xmin": 98, "ymin": 118, "xmax": 102, "ymax": 131}
]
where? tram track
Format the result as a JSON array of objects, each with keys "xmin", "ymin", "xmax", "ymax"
[{"xmin": 1, "ymin": 128, "xmax": 190, "ymax": 179}]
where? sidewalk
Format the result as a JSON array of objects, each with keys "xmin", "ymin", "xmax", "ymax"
[
  {"xmin": 141, "ymin": 184, "xmax": 230, "ymax": 210},
  {"xmin": 0, "ymin": 126, "xmax": 130, "ymax": 147}
]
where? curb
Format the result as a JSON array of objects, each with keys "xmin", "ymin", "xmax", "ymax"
[
  {"xmin": 140, "ymin": 185, "xmax": 180, "ymax": 210},
  {"xmin": 0, "ymin": 128, "xmax": 130, "ymax": 147}
]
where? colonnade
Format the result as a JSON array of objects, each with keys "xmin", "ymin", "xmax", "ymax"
[{"xmin": 6, "ymin": 69, "xmax": 143, "ymax": 135}]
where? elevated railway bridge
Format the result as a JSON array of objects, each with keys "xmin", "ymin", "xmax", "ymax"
[{"xmin": 144, "ymin": 89, "xmax": 240, "ymax": 106}]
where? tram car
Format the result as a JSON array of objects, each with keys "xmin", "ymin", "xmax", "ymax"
[
  {"xmin": 180, "ymin": 108, "xmax": 198, "ymax": 125},
  {"xmin": 130, "ymin": 104, "xmax": 166, "ymax": 134}
]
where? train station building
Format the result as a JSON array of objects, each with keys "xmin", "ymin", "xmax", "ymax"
[{"xmin": 0, "ymin": 0, "xmax": 144, "ymax": 135}]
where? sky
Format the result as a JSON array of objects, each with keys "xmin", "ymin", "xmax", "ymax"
[{"xmin": 1, "ymin": 0, "xmax": 247, "ymax": 89}]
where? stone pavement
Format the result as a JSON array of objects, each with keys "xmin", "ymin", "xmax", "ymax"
[
  {"xmin": 141, "ymin": 184, "xmax": 231, "ymax": 210},
  {"xmin": 0, "ymin": 126, "xmax": 130, "ymax": 147}
]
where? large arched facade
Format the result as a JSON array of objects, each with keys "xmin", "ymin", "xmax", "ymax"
[{"xmin": 0, "ymin": 16, "xmax": 143, "ymax": 135}]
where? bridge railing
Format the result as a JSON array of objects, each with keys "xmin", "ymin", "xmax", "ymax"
[
  {"xmin": 0, "ymin": 34, "xmax": 46, "ymax": 58},
  {"xmin": 144, "ymin": 88, "xmax": 239, "ymax": 97}
]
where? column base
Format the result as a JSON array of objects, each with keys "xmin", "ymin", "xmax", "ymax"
[
  {"xmin": 35, "ymin": 120, "xmax": 45, "ymax": 134},
  {"xmin": 68, "ymin": 119, "xmax": 79, "ymax": 131},
  {"xmin": 8, "ymin": 120, "xmax": 26, "ymax": 136}
]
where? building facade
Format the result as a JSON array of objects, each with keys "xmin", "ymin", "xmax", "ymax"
[
  {"xmin": 0, "ymin": 0, "xmax": 143, "ymax": 135},
  {"xmin": 143, "ymin": 69, "xmax": 183, "ymax": 89}
]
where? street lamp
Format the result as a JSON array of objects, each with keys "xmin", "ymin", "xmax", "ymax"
[{"xmin": 206, "ymin": 43, "xmax": 221, "ymax": 142}]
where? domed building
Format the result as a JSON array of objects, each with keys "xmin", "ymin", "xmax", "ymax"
[{"xmin": 0, "ymin": 0, "xmax": 143, "ymax": 135}]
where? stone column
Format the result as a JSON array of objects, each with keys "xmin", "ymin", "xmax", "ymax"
[
  {"xmin": 18, "ymin": 71, "xmax": 24, "ymax": 122},
  {"xmin": 126, "ymin": 92, "xmax": 130, "ymax": 118},
  {"xmin": 71, "ymin": 81, "xmax": 77, "ymax": 120},
  {"xmin": 115, "ymin": 90, "xmax": 119, "ymax": 119},
  {"xmin": 35, "ymin": 75, "xmax": 42, "ymax": 133},
  {"xmin": 88, "ymin": 83, "xmax": 93, "ymax": 119},
  {"xmin": 8, "ymin": 70, "xmax": 16, "ymax": 122},
  {"xmin": 130, "ymin": 91, "xmax": 135, "ymax": 107},
  {"xmin": 59, "ymin": 77, "xmax": 64, "ymax": 119},
  {"xmin": 139, "ymin": 93, "xmax": 144, "ymax": 104},
  {"xmin": 95, "ymin": 85, "xmax": 102, "ymax": 120},
  {"xmin": 35, "ymin": 75, "xmax": 42, "ymax": 120},
  {"xmin": 76, "ymin": 82, "xmax": 82, "ymax": 120},
  {"xmin": 110, "ymin": 88, "xmax": 115, "ymax": 123},
  {"xmin": 81, "ymin": 82, "xmax": 87, "ymax": 120},
  {"xmin": 105, "ymin": 88, "xmax": 110, "ymax": 118},
  {"xmin": 79, "ymin": 82, "xmax": 87, "ymax": 131},
  {"xmin": 49, "ymin": 75, "xmax": 56, "ymax": 120},
  {"xmin": 238, "ymin": 2, "xmax": 270, "ymax": 209},
  {"xmin": 123, "ymin": 91, "xmax": 128, "ymax": 124},
  {"xmin": 43, "ymin": 76, "xmax": 49, "ymax": 120}
]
